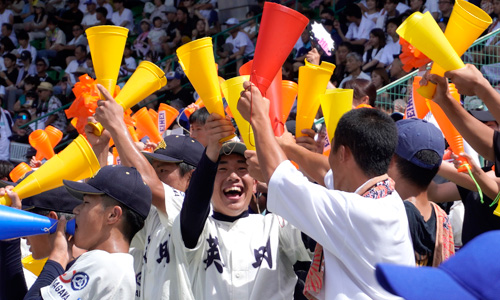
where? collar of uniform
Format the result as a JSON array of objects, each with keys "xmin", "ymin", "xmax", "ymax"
[{"xmin": 212, "ymin": 210, "xmax": 249, "ymax": 222}]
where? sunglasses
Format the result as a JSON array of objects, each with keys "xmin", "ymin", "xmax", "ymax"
[{"xmin": 17, "ymin": 114, "xmax": 28, "ymax": 120}]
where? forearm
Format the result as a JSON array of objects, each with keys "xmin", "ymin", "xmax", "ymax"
[
  {"xmin": 476, "ymin": 81, "xmax": 500, "ymax": 123},
  {"xmin": 180, "ymin": 151, "xmax": 217, "ymax": 249},
  {"xmin": 251, "ymin": 117, "xmax": 288, "ymax": 184},
  {"xmin": 362, "ymin": 59, "xmax": 379, "ymax": 71},
  {"xmin": 281, "ymin": 142, "xmax": 329, "ymax": 186},
  {"xmin": 350, "ymin": 38, "xmax": 367, "ymax": 45},
  {"xmin": 470, "ymin": 168, "xmax": 500, "ymax": 199},
  {"xmin": 438, "ymin": 161, "xmax": 478, "ymax": 191},
  {"xmin": 437, "ymin": 95, "xmax": 494, "ymax": 160},
  {"xmin": 0, "ymin": 239, "xmax": 27, "ymax": 299},
  {"xmin": 24, "ymin": 260, "xmax": 64, "ymax": 300}
]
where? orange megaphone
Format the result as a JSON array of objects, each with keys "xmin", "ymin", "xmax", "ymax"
[
  {"xmin": 428, "ymin": 83, "xmax": 469, "ymax": 172},
  {"xmin": 9, "ymin": 162, "xmax": 32, "ymax": 183},
  {"xmin": 0, "ymin": 135, "xmax": 100, "ymax": 206},
  {"xmin": 295, "ymin": 60, "xmax": 335, "ymax": 137},
  {"xmin": 86, "ymin": 25, "xmax": 128, "ymax": 97},
  {"xmin": 158, "ymin": 103, "xmax": 179, "ymax": 135},
  {"xmin": 250, "ymin": 2, "xmax": 308, "ymax": 94},
  {"xmin": 281, "ymin": 80, "xmax": 298, "ymax": 124},
  {"xmin": 221, "ymin": 76, "xmax": 256, "ymax": 150},
  {"xmin": 240, "ymin": 60, "xmax": 284, "ymax": 136},
  {"xmin": 148, "ymin": 109, "xmax": 159, "ymax": 128},
  {"xmin": 44, "ymin": 126, "xmax": 63, "ymax": 148},
  {"xmin": 134, "ymin": 107, "xmax": 163, "ymax": 144},
  {"xmin": 396, "ymin": 12, "xmax": 464, "ymax": 79},
  {"xmin": 418, "ymin": 0, "xmax": 491, "ymax": 99},
  {"xmin": 404, "ymin": 76, "xmax": 430, "ymax": 119},
  {"xmin": 29, "ymin": 130, "xmax": 55, "ymax": 161},
  {"xmin": 183, "ymin": 98, "xmax": 205, "ymax": 118},
  {"xmin": 127, "ymin": 125, "xmax": 139, "ymax": 143}
]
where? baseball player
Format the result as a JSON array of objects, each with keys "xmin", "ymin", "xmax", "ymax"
[
  {"xmin": 23, "ymin": 165, "xmax": 152, "ymax": 300},
  {"xmin": 92, "ymin": 84, "xmax": 204, "ymax": 299},
  {"xmin": 170, "ymin": 113, "xmax": 312, "ymax": 299}
]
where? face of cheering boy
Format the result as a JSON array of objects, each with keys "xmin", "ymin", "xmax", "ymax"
[{"xmin": 211, "ymin": 153, "xmax": 256, "ymax": 217}]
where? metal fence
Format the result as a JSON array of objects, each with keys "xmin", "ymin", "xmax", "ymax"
[{"xmin": 375, "ymin": 28, "xmax": 500, "ymax": 112}]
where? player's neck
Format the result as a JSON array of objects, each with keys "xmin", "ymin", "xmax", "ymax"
[{"xmin": 90, "ymin": 228, "xmax": 130, "ymax": 254}]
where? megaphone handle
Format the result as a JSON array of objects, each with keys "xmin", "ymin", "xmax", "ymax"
[
  {"xmin": 219, "ymin": 134, "xmax": 236, "ymax": 143},
  {"xmin": 417, "ymin": 81, "xmax": 437, "ymax": 100},
  {"xmin": 0, "ymin": 195, "xmax": 12, "ymax": 206},
  {"xmin": 457, "ymin": 155, "xmax": 470, "ymax": 173},
  {"xmin": 89, "ymin": 122, "xmax": 104, "ymax": 136}
]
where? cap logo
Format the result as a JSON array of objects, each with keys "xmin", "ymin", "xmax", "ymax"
[{"xmin": 155, "ymin": 140, "xmax": 167, "ymax": 151}]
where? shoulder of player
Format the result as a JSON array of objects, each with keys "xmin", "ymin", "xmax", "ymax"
[{"xmin": 74, "ymin": 250, "xmax": 133, "ymax": 269}]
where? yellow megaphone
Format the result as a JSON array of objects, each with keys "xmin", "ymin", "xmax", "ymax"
[
  {"xmin": 397, "ymin": 12, "xmax": 464, "ymax": 77},
  {"xmin": 417, "ymin": 0, "xmax": 491, "ymax": 99},
  {"xmin": 90, "ymin": 61, "xmax": 167, "ymax": 135},
  {"xmin": 221, "ymin": 76, "xmax": 256, "ymax": 150},
  {"xmin": 296, "ymin": 59, "xmax": 335, "ymax": 137},
  {"xmin": 177, "ymin": 37, "xmax": 234, "ymax": 142},
  {"xmin": 0, "ymin": 135, "xmax": 100, "ymax": 206},
  {"xmin": 86, "ymin": 25, "xmax": 128, "ymax": 96},
  {"xmin": 319, "ymin": 89, "xmax": 353, "ymax": 142},
  {"xmin": 22, "ymin": 255, "xmax": 47, "ymax": 276}
]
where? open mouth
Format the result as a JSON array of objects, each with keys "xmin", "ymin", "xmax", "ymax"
[{"xmin": 223, "ymin": 186, "xmax": 243, "ymax": 200}]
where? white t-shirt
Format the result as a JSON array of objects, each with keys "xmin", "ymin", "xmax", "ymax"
[
  {"xmin": 131, "ymin": 182, "xmax": 192, "ymax": 300},
  {"xmin": 345, "ymin": 16, "xmax": 375, "ymax": 41},
  {"xmin": 396, "ymin": 2, "xmax": 411, "ymax": 14},
  {"xmin": 268, "ymin": 161, "xmax": 415, "ymax": 300},
  {"xmin": 339, "ymin": 71, "xmax": 371, "ymax": 88},
  {"xmin": 171, "ymin": 211, "xmax": 312, "ymax": 300},
  {"xmin": 379, "ymin": 37, "xmax": 401, "ymax": 66},
  {"xmin": 65, "ymin": 59, "xmax": 86, "ymax": 85},
  {"xmin": 112, "ymin": 8, "xmax": 134, "ymax": 31},
  {"xmin": 82, "ymin": 12, "xmax": 99, "ymax": 27},
  {"xmin": 0, "ymin": 9, "xmax": 13, "ymax": 26},
  {"xmin": 41, "ymin": 250, "xmax": 135, "ymax": 300},
  {"xmin": 0, "ymin": 108, "xmax": 11, "ymax": 160},
  {"xmin": 225, "ymin": 31, "xmax": 255, "ymax": 57}
]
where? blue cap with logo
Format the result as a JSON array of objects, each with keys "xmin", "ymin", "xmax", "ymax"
[{"xmin": 143, "ymin": 135, "xmax": 204, "ymax": 167}]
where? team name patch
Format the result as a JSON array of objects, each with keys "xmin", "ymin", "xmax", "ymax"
[{"xmin": 71, "ymin": 272, "xmax": 90, "ymax": 291}]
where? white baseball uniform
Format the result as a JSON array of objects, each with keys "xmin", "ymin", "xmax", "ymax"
[{"xmin": 40, "ymin": 250, "xmax": 135, "ymax": 300}]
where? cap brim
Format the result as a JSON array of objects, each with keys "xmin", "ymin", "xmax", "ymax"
[
  {"xmin": 63, "ymin": 180, "xmax": 105, "ymax": 201},
  {"xmin": 142, "ymin": 152, "xmax": 183, "ymax": 164},
  {"xmin": 375, "ymin": 263, "xmax": 476, "ymax": 300},
  {"xmin": 0, "ymin": 180, "xmax": 15, "ymax": 188},
  {"xmin": 219, "ymin": 142, "xmax": 246, "ymax": 157}
]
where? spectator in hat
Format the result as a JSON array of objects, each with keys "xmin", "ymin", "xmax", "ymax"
[
  {"xmin": 82, "ymin": 0, "xmax": 99, "ymax": 29},
  {"xmin": 14, "ymin": 30, "xmax": 37, "ymax": 65},
  {"xmin": 0, "ymin": 186, "xmax": 84, "ymax": 298},
  {"xmin": 376, "ymin": 230, "xmax": 500, "ymax": 300},
  {"xmin": 218, "ymin": 17, "xmax": 255, "ymax": 74},
  {"xmin": 90, "ymin": 84, "xmax": 205, "ymax": 299},
  {"xmin": 1, "ymin": 23, "xmax": 17, "ymax": 47},
  {"xmin": 25, "ymin": 1, "xmax": 47, "ymax": 41},
  {"xmin": 23, "ymin": 165, "xmax": 152, "ymax": 299},
  {"xmin": 34, "ymin": 57, "xmax": 56, "ymax": 85},
  {"xmin": 111, "ymin": 0, "xmax": 134, "ymax": 31},
  {"xmin": 96, "ymin": 6, "xmax": 113, "ymax": 25},
  {"xmin": 38, "ymin": 15, "xmax": 65, "ymax": 60},
  {"xmin": 36, "ymin": 81, "xmax": 66, "ymax": 131},
  {"xmin": 55, "ymin": 0, "xmax": 83, "ymax": 41},
  {"xmin": 16, "ymin": 50, "xmax": 36, "ymax": 87}
]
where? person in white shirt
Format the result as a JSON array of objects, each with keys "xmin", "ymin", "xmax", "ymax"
[
  {"xmin": 335, "ymin": 3, "xmax": 375, "ymax": 47},
  {"xmin": 96, "ymin": 0, "xmax": 113, "ymax": 20},
  {"xmin": 112, "ymin": 0, "xmax": 134, "ymax": 32},
  {"xmin": 218, "ymin": 17, "xmax": 255, "ymax": 74},
  {"xmin": 81, "ymin": 0, "xmax": 99, "ymax": 29},
  {"xmin": 23, "ymin": 164, "xmax": 153, "ymax": 300},
  {"xmin": 237, "ymin": 82, "xmax": 415, "ymax": 300},
  {"xmin": 0, "ymin": 0, "xmax": 13, "ymax": 26},
  {"xmin": 339, "ymin": 52, "xmax": 372, "ymax": 88}
]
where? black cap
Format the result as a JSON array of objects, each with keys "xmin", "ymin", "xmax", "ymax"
[
  {"xmin": 22, "ymin": 186, "xmax": 81, "ymax": 214},
  {"xmin": 143, "ymin": 135, "xmax": 204, "ymax": 168},
  {"xmin": 219, "ymin": 141, "xmax": 246, "ymax": 157},
  {"xmin": 470, "ymin": 110, "xmax": 496, "ymax": 123},
  {"xmin": 20, "ymin": 50, "xmax": 31, "ymax": 61},
  {"xmin": 63, "ymin": 165, "xmax": 152, "ymax": 219}
]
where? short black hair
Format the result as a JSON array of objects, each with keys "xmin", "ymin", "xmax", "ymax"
[
  {"xmin": 96, "ymin": 6, "xmax": 107, "ymax": 17},
  {"xmin": 178, "ymin": 162, "xmax": 195, "ymax": 177},
  {"xmin": 343, "ymin": 79, "xmax": 377, "ymax": 107},
  {"xmin": 17, "ymin": 30, "xmax": 29, "ymax": 41},
  {"xmin": 102, "ymin": 195, "xmax": 145, "ymax": 243},
  {"xmin": 386, "ymin": 16, "xmax": 402, "ymax": 28},
  {"xmin": 2, "ymin": 23, "xmax": 12, "ymax": 31},
  {"xmin": 189, "ymin": 107, "xmax": 209, "ymax": 125},
  {"xmin": 394, "ymin": 150, "xmax": 441, "ymax": 189},
  {"xmin": 332, "ymin": 108, "xmax": 397, "ymax": 177},
  {"xmin": 0, "ymin": 160, "xmax": 13, "ymax": 180},
  {"xmin": 344, "ymin": 3, "xmax": 362, "ymax": 19},
  {"xmin": 177, "ymin": 6, "xmax": 188, "ymax": 16},
  {"xmin": 29, "ymin": 207, "xmax": 74, "ymax": 221},
  {"xmin": 76, "ymin": 44, "xmax": 87, "ymax": 54}
]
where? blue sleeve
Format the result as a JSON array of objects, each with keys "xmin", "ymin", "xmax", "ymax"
[
  {"xmin": 24, "ymin": 260, "xmax": 65, "ymax": 300},
  {"xmin": 180, "ymin": 149, "xmax": 218, "ymax": 249},
  {"xmin": 0, "ymin": 239, "xmax": 27, "ymax": 300}
]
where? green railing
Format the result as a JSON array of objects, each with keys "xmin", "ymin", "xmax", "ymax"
[{"xmin": 375, "ymin": 28, "xmax": 500, "ymax": 111}]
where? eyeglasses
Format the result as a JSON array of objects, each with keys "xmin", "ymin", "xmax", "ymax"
[{"xmin": 17, "ymin": 114, "xmax": 28, "ymax": 120}]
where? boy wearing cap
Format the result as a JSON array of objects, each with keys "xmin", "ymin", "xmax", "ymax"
[
  {"xmin": 387, "ymin": 118, "xmax": 454, "ymax": 266},
  {"xmin": 238, "ymin": 82, "xmax": 414, "ymax": 299},
  {"xmin": 0, "ymin": 184, "xmax": 82, "ymax": 299},
  {"xmin": 170, "ymin": 113, "xmax": 311, "ymax": 299},
  {"xmin": 24, "ymin": 165, "xmax": 152, "ymax": 300},
  {"xmin": 92, "ymin": 84, "xmax": 204, "ymax": 299}
]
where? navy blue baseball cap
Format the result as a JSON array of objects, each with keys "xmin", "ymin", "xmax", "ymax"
[
  {"xmin": 219, "ymin": 141, "xmax": 246, "ymax": 157},
  {"xmin": 63, "ymin": 165, "xmax": 152, "ymax": 219},
  {"xmin": 376, "ymin": 230, "xmax": 500, "ymax": 300},
  {"xmin": 395, "ymin": 118, "xmax": 445, "ymax": 169},
  {"xmin": 143, "ymin": 135, "xmax": 204, "ymax": 167},
  {"xmin": 22, "ymin": 186, "xmax": 81, "ymax": 214}
]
